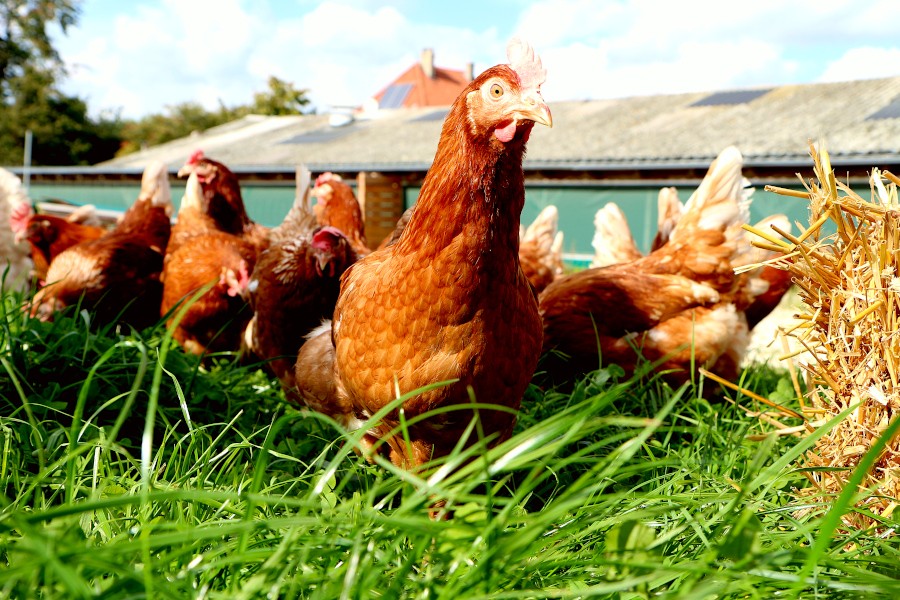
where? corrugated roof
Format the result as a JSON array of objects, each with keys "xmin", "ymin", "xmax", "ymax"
[{"xmin": 99, "ymin": 76, "xmax": 900, "ymax": 172}]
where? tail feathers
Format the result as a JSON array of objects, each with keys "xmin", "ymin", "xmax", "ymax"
[
  {"xmin": 591, "ymin": 202, "xmax": 642, "ymax": 267},
  {"xmin": 523, "ymin": 205, "xmax": 564, "ymax": 275},
  {"xmin": 550, "ymin": 231, "xmax": 564, "ymax": 275},
  {"xmin": 139, "ymin": 160, "xmax": 173, "ymax": 212},
  {"xmin": 651, "ymin": 187, "xmax": 683, "ymax": 251},
  {"xmin": 272, "ymin": 164, "xmax": 317, "ymax": 242},
  {"xmin": 522, "ymin": 205, "xmax": 559, "ymax": 248},
  {"xmin": 671, "ymin": 146, "xmax": 749, "ymax": 242}
]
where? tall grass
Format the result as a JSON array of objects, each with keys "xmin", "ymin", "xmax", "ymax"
[{"xmin": 0, "ymin": 290, "xmax": 898, "ymax": 598}]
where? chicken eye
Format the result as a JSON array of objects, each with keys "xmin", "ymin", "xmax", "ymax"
[{"xmin": 490, "ymin": 83, "xmax": 504, "ymax": 98}]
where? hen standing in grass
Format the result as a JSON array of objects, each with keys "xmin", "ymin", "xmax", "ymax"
[
  {"xmin": 295, "ymin": 38, "xmax": 552, "ymax": 470},
  {"xmin": 160, "ymin": 151, "xmax": 273, "ymax": 354},
  {"xmin": 245, "ymin": 167, "xmax": 358, "ymax": 394},
  {"xmin": 32, "ymin": 161, "xmax": 173, "ymax": 328}
]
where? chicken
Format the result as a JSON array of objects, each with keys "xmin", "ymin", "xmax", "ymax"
[
  {"xmin": 245, "ymin": 166, "xmax": 357, "ymax": 392},
  {"xmin": 294, "ymin": 38, "xmax": 552, "ymax": 471},
  {"xmin": 161, "ymin": 171, "xmax": 258, "ymax": 355},
  {"xmin": 540, "ymin": 146, "xmax": 757, "ymax": 386},
  {"xmin": 519, "ymin": 205, "xmax": 564, "ymax": 293},
  {"xmin": 172, "ymin": 150, "xmax": 269, "ymax": 255},
  {"xmin": 312, "ymin": 173, "xmax": 370, "ymax": 256},
  {"xmin": 379, "ymin": 204, "xmax": 564, "ymax": 291},
  {"xmin": 1, "ymin": 168, "xmax": 35, "ymax": 289},
  {"xmin": 11, "ymin": 205, "xmax": 107, "ymax": 282},
  {"xmin": 31, "ymin": 161, "xmax": 173, "ymax": 328},
  {"xmin": 590, "ymin": 203, "xmax": 642, "ymax": 268}
]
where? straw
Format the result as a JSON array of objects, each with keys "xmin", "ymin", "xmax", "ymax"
[{"xmin": 741, "ymin": 140, "xmax": 900, "ymax": 530}]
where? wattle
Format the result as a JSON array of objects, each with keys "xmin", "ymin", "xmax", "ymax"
[{"xmin": 494, "ymin": 120, "xmax": 517, "ymax": 142}]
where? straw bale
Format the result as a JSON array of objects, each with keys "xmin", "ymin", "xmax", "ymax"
[{"xmin": 744, "ymin": 141, "xmax": 900, "ymax": 529}]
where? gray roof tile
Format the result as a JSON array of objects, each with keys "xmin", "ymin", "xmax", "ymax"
[{"xmin": 99, "ymin": 76, "xmax": 900, "ymax": 171}]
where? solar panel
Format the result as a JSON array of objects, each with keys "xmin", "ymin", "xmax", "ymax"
[
  {"xmin": 280, "ymin": 128, "xmax": 352, "ymax": 144},
  {"xmin": 379, "ymin": 83, "xmax": 413, "ymax": 109},
  {"xmin": 867, "ymin": 95, "xmax": 900, "ymax": 120},
  {"xmin": 690, "ymin": 89, "xmax": 771, "ymax": 107}
]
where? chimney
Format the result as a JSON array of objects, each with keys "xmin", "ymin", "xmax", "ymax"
[
  {"xmin": 465, "ymin": 62, "xmax": 474, "ymax": 82},
  {"xmin": 421, "ymin": 48, "xmax": 435, "ymax": 79}
]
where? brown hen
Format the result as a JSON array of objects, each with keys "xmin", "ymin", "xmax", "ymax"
[
  {"xmin": 245, "ymin": 168, "xmax": 357, "ymax": 392},
  {"xmin": 312, "ymin": 173, "xmax": 370, "ymax": 256},
  {"xmin": 295, "ymin": 38, "xmax": 552, "ymax": 471},
  {"xmin": 540, "ymin": 146, "xmax": 757, "ymax": 385},
  {"xmin": 31, "ymin": 161, "xmax": 172, "ymax": 328},
  {"xmin": 10, "ymin": 204, "xmax": 107, "ymax": 282},
  {"xmin": 161, "ymin": 171, "xmax": 258, "ymax": 354}
]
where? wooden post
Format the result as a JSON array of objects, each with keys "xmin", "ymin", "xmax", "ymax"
[{"xmin": 358, "ymin": 171, "xmax": 404, "ymax": 246}]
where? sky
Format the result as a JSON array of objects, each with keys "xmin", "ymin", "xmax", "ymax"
[{"xmin": 51, "ymin": 0, "xmax": 900, "ymax": 120}]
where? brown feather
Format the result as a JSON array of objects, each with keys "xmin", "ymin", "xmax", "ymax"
[{"xmin": 295, "ymin": 57, "xmax": 551, "ymax": 470}]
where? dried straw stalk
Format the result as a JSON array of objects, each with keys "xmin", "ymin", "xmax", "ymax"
[{"xmin": 743, "ymin": 141, "xmax": 900, "ymax": 528}]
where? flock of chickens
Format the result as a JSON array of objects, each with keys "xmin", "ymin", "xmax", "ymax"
[{"xmin": 3, "ymin": 39, "xmax": 792, "ymax": 478}]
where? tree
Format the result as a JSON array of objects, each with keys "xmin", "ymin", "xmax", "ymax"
[
  {"xmin": 116, "ymin": 101, "xmax": 235, "ymax": 156},
  {"xmin": 0, "ymin": 64, "xmax": 121, "ymax": 164},
  {"xmin": 115, "ymin": 77, "xmax": 313, "ymax": 157},
  {"xmin": 246, "ymin": 76, "xmax": 311, "ymax": 116},
  {"xmin": 0, "ymin": 1, "xmax": 79, "ymax": 100},
  {"xmin": 0, "ymin": 1, "xmax": 123, "ymax": 166}
]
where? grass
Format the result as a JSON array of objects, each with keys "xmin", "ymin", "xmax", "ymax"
[{"xmin": 0, "ymin": 289, "xmax": 898, "ymax": 599}]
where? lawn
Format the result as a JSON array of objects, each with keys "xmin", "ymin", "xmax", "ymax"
[{"xmin": 0, "ymin": 288, "xmax": 898, "ymax": 599}]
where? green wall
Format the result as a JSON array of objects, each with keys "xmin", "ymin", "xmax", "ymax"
[
  {"xmin": 30, "ymin": 180, "xmax": 810, "ymax": 260},
  {"xmin": 405, "ymin": 184, "xmax": 811, "ymax": 258},
  {"xmin": 27, "ymin": 182, "xmax": 297, "ymax": 230}
]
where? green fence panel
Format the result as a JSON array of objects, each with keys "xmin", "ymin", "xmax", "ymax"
[{"xmin": 30, "ymin": 180, "xmax": 813, "ymax": 258}]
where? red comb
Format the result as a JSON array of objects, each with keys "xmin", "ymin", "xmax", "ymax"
[
  {"xmin": 312, "ymin": 226, "xmax": 345, "ymax": 247},
  {"xmin": 9, "ymin": 201, "xmax": 33, "ymax": 234},
  {"xmin": 187, "ymin": 149, "xmax": 205, "ymax": 165},
  {"xmin": 315, "ymin": 172, "xmax": 341, "ymax": 187},
  {"xmin": 507, "ymin": 37, "xmax": 546, "ymax": 91}
]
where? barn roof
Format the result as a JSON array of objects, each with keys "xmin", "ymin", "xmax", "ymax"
[{"xmin": 99, "ymin": 75, "xmax": 900, "ymax": 173}]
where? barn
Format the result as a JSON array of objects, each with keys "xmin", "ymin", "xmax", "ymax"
[{"xmin": 12, "ymin": 74, "xmax": 900, "ymax": 263}]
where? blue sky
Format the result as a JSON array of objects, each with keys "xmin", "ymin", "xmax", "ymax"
[{"xmin": 52, "ymin": 0, "xmax": 900, "ymax": 119}]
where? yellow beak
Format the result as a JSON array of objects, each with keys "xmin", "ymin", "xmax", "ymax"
[{"xmin": 516, "ymin": 90, "xmax": 553, "ymax": 128}]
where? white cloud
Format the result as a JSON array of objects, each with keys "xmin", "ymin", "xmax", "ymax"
[
  {"xmin": 818, "ymin": 47, "xmax": 900, "ymax": 83},
  {"xmin": 53, "ymin": 0, "xmax": 900, "ymax": 119}
]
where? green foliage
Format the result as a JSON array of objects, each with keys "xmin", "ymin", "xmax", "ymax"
[
  {"xmin": 0, "ymin": 1, "xmax": 122, "ymax": 166},
  {"xmin": 246, "ymin": 75, "xmax": 311, "ymax": 116},
  {"xmin": 115, "ymin": 76, "xmax": 312, "ymax": 156},
  {"xmin": 0, "ymin": 3, "xmax": 311, "ymax": 165},
  {"xmin": 0, "ymin": 1, "xmax": 79, "ymax": 91},
  {"xmin": 0, "ymin": 64, "xmax": 122, "ymax": 165},
  {"xmin": 0, "ymin": 289, "xmax": 898, "ymax": 598}
]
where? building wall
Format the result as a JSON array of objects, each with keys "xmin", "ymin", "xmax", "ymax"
[
  {"xmin": 27, "ymin": 181, "xmax": 297, "ymax": 229},
  {"xmin": 28, "ymin": 178, "xmax": 809, "ymax": 260},
  {"xmin": 405, "ymin": 183, "xmax": 808, "ymax": 258}
]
